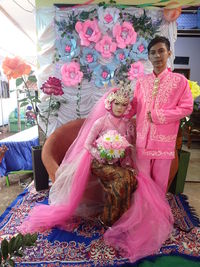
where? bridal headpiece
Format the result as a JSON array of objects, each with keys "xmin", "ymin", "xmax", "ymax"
[{"xmin": 104, "ymin": 81, "xmax": 132, "ymax": 111}]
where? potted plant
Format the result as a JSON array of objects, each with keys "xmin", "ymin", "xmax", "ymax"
[
  {"xmin": 0, "ymin": 233, "xmax": 37, "ymax": 266},
  {"xmin": 2, "ymin": 57, "xmax": 65, "ymax": 191}
]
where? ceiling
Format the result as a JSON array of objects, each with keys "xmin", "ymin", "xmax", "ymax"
[{"xmin": 0, "ymin": 0, "xmax": 36, "ymax": 65}]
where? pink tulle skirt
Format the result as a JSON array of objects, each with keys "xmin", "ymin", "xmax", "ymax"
[{"xmin": 19, "ymin": 154, "xmax": 173, "ymax": 263}]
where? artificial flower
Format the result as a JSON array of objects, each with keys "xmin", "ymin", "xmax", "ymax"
[
  {"xmin": 128, "ymin": 61, "xmax": 144, "ymax": 80},
  {"xmin": 41, "ymin": 77, "xmax": 64, "ymax": 96},
  {"xmin": 114, "ymin": 49, "xmax": 129, "ymax": 65},
  {"xmin": 80, "ymin": 47, "xmax": 100, "ymax": 69},
  {"xmin": 93, "ymin": 64, "xmax": 116, "ymax": 88},
  {"xmin": 96, "ymin": 130, "xmax": 130, "ymax": 162},
  {"xmin": 130, "ymin": 37, "xmax": 148, "ymax": 61},
  {"xmin": 113, "ymin": 22, "xmax": 137, "ymax": 49},
  {"xmin": 56, "ymin": 35, "xmax": 80, "ymax": 61},
  {"xmin": 95, "ymin": 35, "xmax": 117, "ymax": 58},
  {"xmin": 75, "ymin": 19, "xmax": 101, "ymax": 46},
  {"xmin": 188, "ymin": 80, "xmax": 200, "ymax": 100},
  {"xmin": 61, "ymin": 62, "xmax": 83, "ymax": 87},
  {"xmin": 2, "ymin": 57, "xmax": 31, "ymax": 79},
  {"xmin": 97, "ymin": 7, "xmax": 120, "ymax": 32}
]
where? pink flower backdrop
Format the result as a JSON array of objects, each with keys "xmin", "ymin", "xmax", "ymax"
[{"xmin": 36, "ymin": 4, "xmax": 177, "ymax": 135}]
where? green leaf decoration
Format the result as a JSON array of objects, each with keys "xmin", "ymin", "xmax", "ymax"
[
  {"xmin": 13, "ymin": 234, "xmax": 23, "ymax": 251},
  {"xmin": 23, "ymin": 234, "xmax": 33, "ymax": 246},
  {"xmin": 7, "ymin": 259, "xmax": 15, "ymax": 267},
  {"xmin": 30, "ymin": 233, "xmax": 38, "ymax": 244},
  {"xmin": 28, "ymin": 75, "xmax": 37, "ymax": 83},
  {"xmin": 16, "ymin": 78, "xmax": 23, "ymax": 87},
  {"xmin": 13, "ymin": 251, "xmax": 23, "ymax": 257},
  {"xmin": 0, "ymin": 250, "xmax": 2, "ymax": 264},
  {"xmin": 32, "ymin": 98, "xmax": 41, "ymax": 103},
  {"xmin": 18, "ymin": 97, "xmax": 28, "ymax": 102},
  {"xmin": 20, "ymin": 101, "xmax": 29, "ymax": 107},
  {"xmin": 1, "ymin": 239, "xmax": 8, "ymax": 260},
  {"xmin": 8, "ymin": 236, "xmax": 16, "ymax": 254}
]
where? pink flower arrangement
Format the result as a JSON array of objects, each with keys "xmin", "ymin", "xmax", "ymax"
[
  {"xmin": 113, "ymin": 22, "xmax": 137, "ymax": 49},
  {"xmin": 95, "ymin": 35, "xmax": 117, "ymax": 58},
  {"xmin": 41, "ymin": 77, "xmax": 64, "ymax": 95},
  {"xmin": 75, "ymin": 19, "xmax": 101, "ymax": 46},
  {"xmin": 128, "ymin": 61, "xmax": 144, "ymax": 80},
  {"xmin": 96, "ymin": 130, "xmax": 130, "ymax": 162},
  {"xmin": 61, "ymin": 62, "xmax": 83, "ymax": 87}
]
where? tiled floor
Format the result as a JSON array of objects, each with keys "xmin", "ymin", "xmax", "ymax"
[{"xmin": 0, "ymin": 126, "xmax": 200, "ymax": 218}]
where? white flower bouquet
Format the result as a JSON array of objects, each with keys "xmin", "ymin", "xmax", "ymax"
[{"xmin": 96, "ymin": 130, "xmax": 130, "ymax": 163}]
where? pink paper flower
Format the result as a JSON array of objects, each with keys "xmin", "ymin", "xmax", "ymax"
[
  {"xmin": 113, "ymin": 22, "xmax": 137, "ymax": 49},
  {"xmin": 41, "ymin": 77, "xmax": 64, "ymax": 96},
  {"xmin": 75, "ymin": 19, "xmax": 101, "ymax": 46},
  {"xmin": 61, "ymin": 62, "xmax": 83, "ymax": 87},
  {"xmin": 128, "ymin": 62, "xmax": 144, "ymax": 80},
  {"xmin": 95, "ymin": 35, "xmax": 117, "ymax": 58}
]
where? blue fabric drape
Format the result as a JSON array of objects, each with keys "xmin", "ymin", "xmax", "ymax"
[
  {"xmin": 0, "ymin": 138, "xmax": 39, "ymax": 176},
  {"xmin": 0, "ymin": 126, "xmax": 39, "ymax": 178}
]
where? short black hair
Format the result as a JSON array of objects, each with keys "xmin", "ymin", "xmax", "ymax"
[{"xmin": 148, "ymin": 36, "xmax": 170, "ymax": 54}]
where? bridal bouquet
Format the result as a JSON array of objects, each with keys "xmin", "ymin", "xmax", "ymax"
[{"xmin": 96, "ymin": 130, "xmax": 130, "ymax": 163}]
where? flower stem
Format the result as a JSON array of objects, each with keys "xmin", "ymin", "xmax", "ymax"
[
  {"xmin": 76, "ymin": 84, "xmax": 81, "ymax": 118},
  {"xmin": 44, "ymin": 94, "xmax": 52, "ymax": 140},
  {"xmin": 22, "ymin": 76, "xmax": 39, "ymax": 127}
]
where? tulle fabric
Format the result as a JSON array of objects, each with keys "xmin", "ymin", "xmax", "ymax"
[
  {"xmin": 19, "ymin": 89, "xmax": 113, "ymax": 233},
  {"xmin": 18, "ymin": 87, "xmax": 174, "ymax": 263},
  {"xmin": 104, "ymin": 172, "xmax": 174, "ymax": 262}
]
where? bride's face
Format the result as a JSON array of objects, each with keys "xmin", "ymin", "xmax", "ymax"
[{"xmin": 112, "ymin": 100, "xmax": 128, "ymax": 117}]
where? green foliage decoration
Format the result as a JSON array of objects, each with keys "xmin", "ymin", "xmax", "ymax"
[{"xmin": 0, "ymin": 233, "xmax": 37, "ymax": 267}]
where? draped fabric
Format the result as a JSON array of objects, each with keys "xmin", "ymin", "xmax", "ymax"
[
  {"xmin": 0, "ymin": 126, "xmax": 39, "ymax": 176},
  {"xmin": 36, "ymin": 4, "xmax": 177, "ymax": 136}
]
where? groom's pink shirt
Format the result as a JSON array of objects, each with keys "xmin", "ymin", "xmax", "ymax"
[{"xmin": 132, "ymin": 68, "xmax": 193, "ymax": 159}]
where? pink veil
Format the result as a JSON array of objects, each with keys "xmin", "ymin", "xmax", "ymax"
[
  {"xmin": 19, "ymin": 87, "xmax": 174, "ymax": 263},
  {"xmin": 18, "ymin": 88, "xmax": 114, "ymax": 231}
]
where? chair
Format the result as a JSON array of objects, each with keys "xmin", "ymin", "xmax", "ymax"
[
  {"xmin": 41, "ymin": 118, "xmax": 85, "ymax": 183},
  {"xmin": 42, "ymin": 118, "xmax": 181, "ymax": 193}
]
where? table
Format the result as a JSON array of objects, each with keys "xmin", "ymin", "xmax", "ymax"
[{"xmin": 0, "ymin": 126, "xmax": 39, "ymax": 176}]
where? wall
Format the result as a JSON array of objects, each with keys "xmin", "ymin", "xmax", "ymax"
[{"xmin": 174, "ymin": 37, "xmax": 200, "ymax": 84}]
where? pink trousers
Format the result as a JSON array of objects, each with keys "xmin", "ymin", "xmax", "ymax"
[{"xmin": 136, "ymin": 157, "xmax": 172, "ymax": 193}]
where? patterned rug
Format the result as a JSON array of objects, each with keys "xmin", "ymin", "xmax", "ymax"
[{"xmin": 0, "ymin": 184, "xmax": 199, "ymax": 266}]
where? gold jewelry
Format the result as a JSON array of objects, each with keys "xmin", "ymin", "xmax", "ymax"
[{"xmin": 152, "ymin": 78, "xmax": 160, "ymax": 97}]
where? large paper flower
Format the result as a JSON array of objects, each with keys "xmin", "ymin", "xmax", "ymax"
[
  {"xmin": 163, "ymin": 2, "xmax": 182, "ymax": 22},
  {"xmin": 56, "ymin": 35, "xmax": 80, "ymax": 62},
  {"xmin": 113, "ymin": 22, "xmax": 137, "ymax": 49},
  {"xmin": 188, "ymin": 80, "xmax": 200, "ymax": 100},
  {"xmin": 75, "ymin": 19, "xmax": 101, "ymax": 47},
  {"xmin": 114, "ymin": 49, "xmax": 129, "ymax": 65},
  {"xmin": 130, "ymin": 38, "xmax": 148, "ymax": 61},
  {"xmin": 95, "ymin": 35, "xmax": 117, "ymax": 58},
  {"xmin": 97, "ymin": 7, "xmax": 120, "ymax": 31},
  {"xmin": 61, "ymin": 62, "xmax": 83, "ymax": 87},
  {"xmin": 2, "ymin": 57, "xmax": 31, "ymax": 79},
  {"xmin": 128, "ymin": 62, "xmax": 144, "ymax": 80},
  {"xmin": 80, "ymin": 48, "xmax": 100, "ymax": 69},
  {"xmin": 41, "ymin": 77, "xmax": 64, "ymax": 96},
  {"xmin": 93, "ymin": 64, "xmax": 116, "ymax": 88}
]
